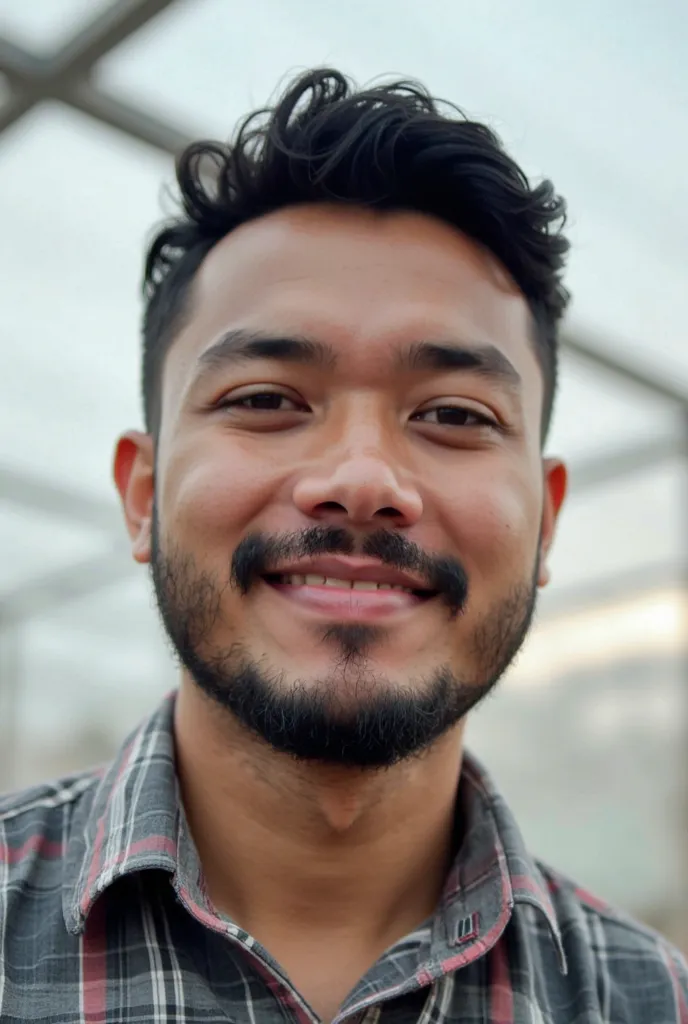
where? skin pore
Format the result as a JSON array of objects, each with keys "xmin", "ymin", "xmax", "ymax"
[{"xmin": 114, "ymin": 205, "xmax": 566, "ymax": 1020}]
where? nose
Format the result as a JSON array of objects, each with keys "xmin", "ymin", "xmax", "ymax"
[{"xmin": 292, "ymin": 453, "xmax": 423, "ymax": 528}]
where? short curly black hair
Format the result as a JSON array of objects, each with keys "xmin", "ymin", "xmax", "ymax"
[{"xmin": 143, "ymin": 68, "xmax": 569, "ymax": 442}]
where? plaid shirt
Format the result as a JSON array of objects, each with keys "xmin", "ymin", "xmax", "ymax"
[{"xmin": 1, "ymin": 694, "xmax": 687, "ymax": 1023}]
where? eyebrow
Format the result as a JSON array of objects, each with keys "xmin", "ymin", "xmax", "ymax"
[
  {"xmin": 194, "ymin": 329, "xmax": 336, "ymax": 382},
  {"xmin": 398, "ymin": 340, "xmax": 522, "ymax": 391},
  {"xmin": 193, "ymin": 329, "xmax": 521, "ymax": 392}
]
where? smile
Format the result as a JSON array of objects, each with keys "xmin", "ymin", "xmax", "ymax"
[
  {"xmin": 259, "ymin": 557, "xmax": 438, "ymax": 621},
  {"xmin": 270, "ymin": 574, "xmax": 415, "ymax": 593}
]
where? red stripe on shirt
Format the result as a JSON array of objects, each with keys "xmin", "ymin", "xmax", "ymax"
[
  {"xmin": 0, "ymin": 835, "xmax": 64, "ymax": 863},
  {"xmin": 489, "ymin": 940, "xmax": 515, "ymax": 1024},
  {"xmin": 81, "ymin": 898, "xmax": 108, "ymax": 1024}
]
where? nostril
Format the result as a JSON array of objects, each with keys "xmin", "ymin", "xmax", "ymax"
[
  {"xmin": 376, "ymin": 507, "xmax": 403, "ymax": 519},
  {"xmin": 315, "ymin": 501, "xmax": 348, "ymax": 514}
]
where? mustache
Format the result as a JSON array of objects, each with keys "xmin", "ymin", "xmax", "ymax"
[{"xmin": 231, "ymin": 526, "xmax": 468, "ymax": 615}]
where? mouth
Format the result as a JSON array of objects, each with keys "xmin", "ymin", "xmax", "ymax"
[
  {"xmin": 259, "ymin": 557, "xmax": 438, "ymax": 620},
  {"xmin": 262, "ymin": 572, "xmax": 436, "ymax": 600}
]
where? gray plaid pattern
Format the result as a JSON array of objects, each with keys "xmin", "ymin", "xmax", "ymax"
[{"xmin": 1, "ymin": 693, "xmax": 687, "ymax": 1022}]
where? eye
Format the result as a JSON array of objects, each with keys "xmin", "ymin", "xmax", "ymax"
[
  {"xmin": 219, "ymin": 389, "xmax": 307, "ymax": 413},
  {"xmin": 412, "ymin": 405, "xmax": 497, "ymax": 428}
]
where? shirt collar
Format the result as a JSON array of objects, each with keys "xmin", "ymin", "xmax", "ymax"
[
  {"xmin": 63, "ymin": 693, "xmax": 180, "ymax": 934},
  {"xmin": 63, "ymin": 693, "xmax": 566, "ymax": 975},
  {"xmin": 432, "ymin": 750, "xmax": 568, "ymax": 975}
]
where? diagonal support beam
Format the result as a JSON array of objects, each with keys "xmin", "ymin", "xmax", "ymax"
[
  {"xmin": 0, "ymin": 547, "xmax": 135, "ymax": 625},
  {"xmin": 562, "ymin": 328, "xmax": 688, "ymax": 408},
  {"xmin": 68, "ymin": 78, "xmax": 193, "ymax": 154},
  {"xmin": 0, "ymin": 466, "xmax": 121, "ymax": 534},
  {"xmin": 47, "ymin": 0, "xmax": 182, "ymax": 80},
  {"xmin": 0, "ymin": 0, "xmax": 181, "ymax": 135},
  {"xmin": 567, "ymin": 433, "xmax": 688, "ymax": 491}
]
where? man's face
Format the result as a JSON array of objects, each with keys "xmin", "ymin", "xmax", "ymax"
[{"xmin": 117, "ymin": 205, "xmax": 565, "ymax": 767}]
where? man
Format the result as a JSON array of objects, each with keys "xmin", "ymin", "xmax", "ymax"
[{"xmin": 1, "ymin": 68, "xmax": 686, "ymax": 1024}]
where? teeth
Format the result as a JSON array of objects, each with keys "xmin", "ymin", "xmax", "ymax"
[{"xmin": 280, "ymin": 574, "xmax": 413, "ymax": 593}]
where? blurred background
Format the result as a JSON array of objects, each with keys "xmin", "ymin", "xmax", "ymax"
[{"xmin": 0, "ymin": 0, "xmax": 686, "ymax": 950}]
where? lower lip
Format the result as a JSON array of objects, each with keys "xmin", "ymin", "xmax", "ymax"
[{"xmin": 265, "ymin": 582, "xmax": 426, "ymax": 620}]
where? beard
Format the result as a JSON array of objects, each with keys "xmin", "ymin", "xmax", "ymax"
[{"xmin": 150, "ymin": 514, "xmax": 538, "ymax": 769}]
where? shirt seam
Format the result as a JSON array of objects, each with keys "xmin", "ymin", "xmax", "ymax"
[
  {"xmin": 577, "ymin": 899, "xmax": 681, "ymax": 947},
  {"xmin": 0, "ymin": 773, "xmax": 100, "ymax": 824}
]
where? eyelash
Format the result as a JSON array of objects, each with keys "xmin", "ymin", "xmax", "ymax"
[
  {"xmin": 411, "ymin": 407, "xmax": 497, "ymax": 429},
  {"xmin": 218, "ymin": 391, "xmax": 499, "ymax": 430},
  {"xmin": 220, "ymin": 392, "xmax": 306, "ymax": 412}
]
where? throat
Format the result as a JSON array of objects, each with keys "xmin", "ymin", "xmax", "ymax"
[{"xmin": 246, "ymin": 915, "xmax": 431, "ymax": 1024}]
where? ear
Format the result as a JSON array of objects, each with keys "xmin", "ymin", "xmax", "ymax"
[
  {"xmin": 113, "ymin": 431, "xmax": 155, "ymax": 565},
  {"xmin": 537, "ymin": 458, "xmax": 567, "ymax": 587}
]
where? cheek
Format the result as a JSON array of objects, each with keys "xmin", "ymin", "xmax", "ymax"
[
  {"xmin": 159, "ymin": 440, "xmax": 282, "ymax": 544},
  {"xmin": 435, "ymin": 463, "xmax": 542, "ymax": 575}
]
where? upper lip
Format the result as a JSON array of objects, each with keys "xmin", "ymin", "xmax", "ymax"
[{"xmin": 265, "ymin": 556, "xmax": 431, "ymax": 591}]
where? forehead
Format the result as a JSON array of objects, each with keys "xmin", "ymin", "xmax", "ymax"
[{"xmin": 167, "ymin": 204, "xmax": 540, "ymax": 392}]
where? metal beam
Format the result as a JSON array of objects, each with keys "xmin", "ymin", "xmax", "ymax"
[
  {"xmin": 67, "ymin": 79, "xmax": 193, "ymax": 154},
  {"xmin": 47, "ymin": 0, "xmax": 182, "ymax": 80},
  {"xmin": 567, "ymin": 433, "xmax": 688, "ymax": 491},
  {"xmin": 562, "ymin": 327, "xmax": 688, "ymax": 408},
  {"xmin": 0, "ymin": 466, "xmax": 121, "ymax": 534},
  {"xmin": 0, "ymin": 35, "xmax": 46, "ymax": 85},
  {"xmin": 0, "ymin": 548, "xmax": 134, "ymax": 624},
  {"xmin": 538, "ymin": 559, "xmax": 686, "ymax": 621},
  {"xmin": 0, "ymin": 91, "xmax": 34, "ymax": 135},
  {"xmin": 0, "ymin": 0, "xmax": 181, "ymax": 138}
]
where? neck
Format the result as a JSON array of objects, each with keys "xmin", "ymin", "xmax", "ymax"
[{"xmin": 174, "ymin": 677, "xmax": 465, "ymax": 949}]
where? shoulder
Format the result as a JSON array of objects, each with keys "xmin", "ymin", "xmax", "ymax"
[
  {"xmin": 0, "ymin": 768, "xmax": 103, "ymax": 825},
  {"xmin": 0, "ymin": 769, "xmax": 102, "ymax": 881},
  {"xmin": 539, "ymin": 860, "xmax": 688, "ymax": 1021}
]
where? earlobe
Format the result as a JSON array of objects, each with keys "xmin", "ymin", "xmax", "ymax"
[
  {"xmin": 537, "ymin": 458, "xmax": 567, "ymax": 588},
  {"xmin": 113, "ymin": 431, "xmax": 155, "ymax": 565}
]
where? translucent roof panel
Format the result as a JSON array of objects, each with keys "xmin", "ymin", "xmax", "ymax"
[
  {"xmin": 545, "ymin": 458, "xmax": 686, "ymax": 599},
  {"xmin": 0, "ymin": 0, "xmax": 114, "ymax": 53},
  {"xmin": 0, "ymin": 102, "xmax": 172, "ymax": 503},
  {"xmin": 547, "ymin": 350, "xmax": 682, "ymax": 463},
  {"xmin": 97, "ymin": 0, "xmax": 688, "ymax": 389},
  {"xmin": 0, "ymin": 504, "xmax": 107, "ymax": 596}
]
